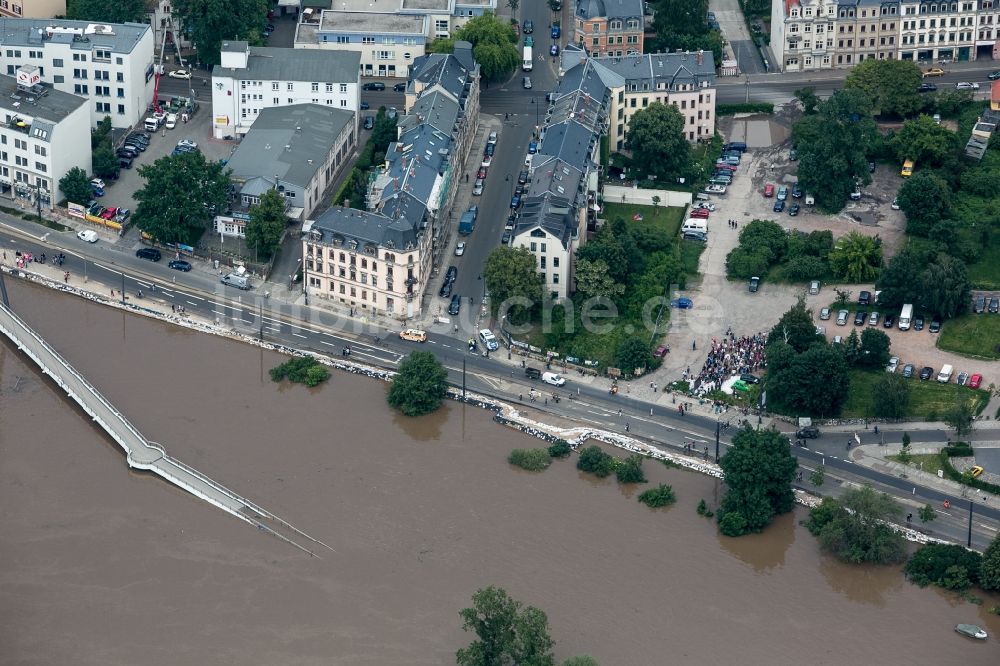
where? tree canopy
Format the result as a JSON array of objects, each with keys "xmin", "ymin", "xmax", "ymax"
[
  {"xmin": 980, "ymin": 533, "xmax": 1000, "ymax": 591},
  {"xmin": 483, "ymin": 246, "xmax": 544, "ymax": 325},
  {"xmin": 173, "ymin": 0, "xmax": 268, "ymax": 66},
  {"xmin": 244, "ymin": 189, "xmax": 287, "ymax": 262},
  {"xmin": 792, "ymin": 89, "xmax": 877, "ymax": 211},
  {"xmin": 133, "ymin": 150, "xmax": 231, "ymax": 245},
  {"xmin": 805, "ymin": 485, "xmax": 907, "ymax": 564},
  {"xmin": 574, "ymin": 258, "xmax": 625, "ymax": 300},
  {"xmin": 616, "ymin": 337, "xmax": 653, "ymax": 375},
  {"xmin": 386, "ymin": 351, "xmax": 449, "ymax": 417},
  {"xmin": 58, "ymin": 167, "xmax": 92, "ymax": 206},
  {"xmin": 717, "ymin": 427, "xmax": 798, "ymax": 537},
  {"xmin": 454, "ymin": 13, "xmax": 519, "ymax": 82},
  {"xmin": 871, "ymin": 373, "xmax": 910, "ymax": 420},
  {"xmin": 828, "ymin": 231, "xmax": 882, "ymax": 283},
  {"xmin": 765, "ymin": 341, "xmax": 850, "ymax": 416},
  {"xmin": 891, "ymin": 115, "xmax": 957, "ymax": 168},
  {"xmin": 843, "ymin": 59, "xmax": 922, "ymax": 117},
  {"xmin": 66, "ymin": 0, "xmax": 147, "ymax": 23},
  {"xmin": 624, "ymin": 103, "xmax": 690, "ymax": 182},
  {"xmin": 897, "ymin": 171, "xmax": 951, "ymax": 236},
  {"xmin": 766, "ymin": 300, "xmax": 821, "ymax": 353},
  {"xmin": 456, "ymin": 586, "xmax": 555, "ymax": 666},
  {"xmin": 647, "ymin": 0, "xmax": 723, "ymax": 66}
]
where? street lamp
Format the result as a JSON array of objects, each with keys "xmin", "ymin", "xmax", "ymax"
[{"xmin": 505, "ymin": 172, "xmax": 514, "ymax": 199}]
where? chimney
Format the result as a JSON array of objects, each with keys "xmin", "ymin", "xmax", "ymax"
[{"xmin": 696, "ymin": 50, "xmax": 703, "ymax": 65}]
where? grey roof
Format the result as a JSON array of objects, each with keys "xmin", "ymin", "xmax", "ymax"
[
  {"xmin": 513, "ymin": 195, "xmax": 577, "ymax": 249},
  {"xmin": 536, "ymin": 121, "xmax": 596, "ymax": 171},
  {"xmin": 226, "ymin": 104, "xmax": 354, "ymax": 189},
  {"xmin": 410, "ymin": 42, "xmax": 478, "ymax": 101},
  {"xmin": 0, "ymin": 18, "xmax": 150, "ymax": 53},
  {"xmin": 318, "ymin": 11, "xmax": 426, "ymax": 35},
  {"xmin": 215, "ymin": 45, "xmax": 361, "ymax": 83},
  {"xmin": 590, "ymin": 51, "xmax": 716, "ymax": 88},
  {"xmin": 560, "ymin": 49, "xmax": 623, "ymax": 99},
  {"xmin": 526, "ymin": 156, "xmax": 584, "ymax": 203},
  {"xmin": 380, "ymin": 190, "xmax": 430, "ymax": 226},
  {"xmin": 310, "ymin": 206, "xmax": 420, "ymax": 252},
  {"xmin": 0, "ymin": 73, "xmax": 88, "ymax": 133},
  {"xmin": 378, "ymin": 123, "xmax": 450, "ymax": 205},
  {"xmin": 399, "ymin": 90, "xmax": 460, "ymax": 135},
  {"xmin": 577, "ymin": 0, "xmax": 644, "ymax": 20}
]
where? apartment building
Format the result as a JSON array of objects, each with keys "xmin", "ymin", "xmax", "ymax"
[
  {"xmin": 302, "ymin": 43, "xmax": 480, "ymax": 319},
  {"xmin": 294, "ymin": 0, "xmax": 495, "ymax": 78},
  {"xmin": 574, "ymin": 0, "xmax": 645, "ymax": 57},
  {"xmin": 213, "ymin": 104, "xmax": 356, "ymax": 238},
  {"xmin": 211, "ymin": 42, "xmax": 360, "ymax": 139},
  {"xmin": 0, "ymin": 0, "xmax": 65, "ymax": 19},
  {"xmin": 773, "ymin": 0, "xmax": 994, "ymax": 70},
  {"xmin": 0, "ymin": 69, "xmax": 91, "ymax": 207},
  {"xmin": 0, "ymin": 18, "xmax": 154, "ymax": 128}
]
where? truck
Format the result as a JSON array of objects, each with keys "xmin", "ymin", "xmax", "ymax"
[
  {"xmin": 522, "ymin": 45, "xmax": 533, "ymax": 71},
  {"xmin": 898, "ymin": 303, "xmax": 913, "ymax": 330},
  {"xmin": 458, "ymin": 210, "xmax": 476, "ymax": 235}
]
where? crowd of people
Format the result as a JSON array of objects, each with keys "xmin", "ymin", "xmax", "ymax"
[{"xmin": 687, "ymin": 330, "xmax": 768, "ymax": 397}]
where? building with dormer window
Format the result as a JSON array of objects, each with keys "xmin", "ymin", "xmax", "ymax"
[{"xmin": 574, "ymin": 0, "xmax": 645, "ymax": 57}]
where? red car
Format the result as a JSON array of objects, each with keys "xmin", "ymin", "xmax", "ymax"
[
  {"xmin": 689, "ymin": 208, "xmax": 710, "ymax": 218},
  {"xmin": 714, "ymin": 163, "xmax": 738, "ymax": 172},
  {"xmin": 476, "ymin": 167, "xmax": 487, "ymax": 180},
  {"xmin": 653, "ymin": 344, "xmax": 669, "ymax": 358},
  {"xmin": 100, "ymin": 206, "xmax": 118, "ymax": 220},
  {"xmin": 763, "ymin": 183, "xmax": 775, "ymax": 197},
  {"xmin": 969, "ymin": 373, "xmax": 983, "ymax": 389}
]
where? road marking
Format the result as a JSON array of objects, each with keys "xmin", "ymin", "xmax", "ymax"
[
  {"xmin": 291, "ymin": 332, "xmax": 308, "ymax": 339},
  {"xmin": 320, "ymin": 340, "xmax": 337, "ymax": 347}
]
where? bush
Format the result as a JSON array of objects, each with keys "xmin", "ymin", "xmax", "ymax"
[
  {"xmin": 576, "ymin": 445, "xmax": 614, "ymax": 477},
  {"xmin": 904, "ymin": 543, "xmax": 982, "ymax": 590},
  {"xmin": 615, "ymin": 454, "xmax": 647, "ymax": 484},
  {"xmin": 718, "ymin": 511, "xmax": 749, "ymax": 537},
  {"xmin": 547, "ymin": 439, "xmax": 572, "ymax": 458},
  {"xmin": 269, "ymin": 356, "xmax": 330, "ymax": 387},
  {"xmin": 944, "ymin": 442, "xmax": 974, "ymax": 457},
  {"xmin": 805, "ymin": 488, "xmax": 907, "ymax": 564},
  {"xmin": 508, "ymin": 448, "xmax": 553, "ymax": 472},
  {"xmin": 716, "ymin": 102, "xmax": 774, "ymax": 115},
  {"xmin": 638, "ymin": 484, "xmax": 676, "ymax": 508}
]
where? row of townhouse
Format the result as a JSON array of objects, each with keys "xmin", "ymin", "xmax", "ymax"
[
  {"xmin": 301, "ymin": 42, "xmax": 481, "ymax": 320},
  {"xmin": 511, "ymin": 48, "xmax": 716, "ymax": 300},
  {"xmin": 574, "ymin": 0, "xmax": 646, "ymax": 57},
  {"xmin": 772, "ymin": 0, "xmax": 1000, "ymax": 72},
  {"xmin": 294, "ymin": 0, "xmax": 496, "ymax": 79}
]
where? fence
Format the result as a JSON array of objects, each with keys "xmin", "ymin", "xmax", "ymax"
[{"xmin": 602, "ymin": 185, "xmax": 692, "ymax": 208}]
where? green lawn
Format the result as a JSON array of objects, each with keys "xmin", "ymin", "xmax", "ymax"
[
  {"xmin": 841, "ymin": 369, "xmax": 990, "ymax": 419},
  {"xmin": 966, "ymin": 233, "xmax": 1000, "ymax": 290},
  {"xmin": 937, "ymin": 314, "xmax": 1000, "ymax": 360},
  {"xmin": 602, "ymin": 202, "xmax": 684, "ymax": 237}
]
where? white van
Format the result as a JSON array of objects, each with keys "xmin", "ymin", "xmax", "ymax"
[
  {"xmin": 165, "ymin": 113, "xmax": 177, "ymax": 130},
  {"xmin": 681, "ymin": 219, "xmax": 708, "ymax": 234},
  {"xmin": 937, "ymin": 364, "xmax": 953, "ymax": 383},
  {"xmin": 898, "ymin": 303, "xmax": 913, "ymax": 330},
  {"xmin": 221, "ymin": 272, "xmax": 250, "ymax": 290},
  {"xmin": 144, "ymin": 117, "xmax": 159, "ymax": 132},
  {"xmin": 541, "ymin": 372, "xmax": 566, "ymax": 386}
]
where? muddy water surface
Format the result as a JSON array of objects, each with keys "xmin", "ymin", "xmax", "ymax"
[{"xmin": 1, "ymin": 281, "xmax": 998, "ymax": 665}]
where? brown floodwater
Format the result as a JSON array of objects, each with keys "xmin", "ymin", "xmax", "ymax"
[{"xmin": 1, "ymin": 280, "xmax": 999, "ymax": 665}]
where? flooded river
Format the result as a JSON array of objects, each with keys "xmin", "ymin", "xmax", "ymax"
[{"xmin": 1, "ymin": 280, "xmax": 998, "ymax": 665}]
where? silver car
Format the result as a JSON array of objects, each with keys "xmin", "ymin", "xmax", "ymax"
[
  {"xmin": 886, "ymin": 356, "xmax": 899, "ymax": 373},
  {"xmin": 819, "ymin": 307, "xmax": 831, "ymax": 320},
  {"xmin": 472, "ymin": 178, "xmax": 484, "ymax": 196},
  {"xmin": 836, "ymin": 309, "xmax": 849, "ymax": 326}
]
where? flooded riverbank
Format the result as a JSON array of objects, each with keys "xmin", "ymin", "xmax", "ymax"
[{"xmin": 1, "ymin": 280, "xmax": 998, "ymax": 665}]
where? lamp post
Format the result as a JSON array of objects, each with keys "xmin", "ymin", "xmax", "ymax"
[{"xmin": 505, "ymin": 172, "xmax": 514, "ymax": 199}]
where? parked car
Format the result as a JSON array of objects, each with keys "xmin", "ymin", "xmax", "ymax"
[
  {"xmin": 445, "ymin": 266, "xmax": 457, "ymax": 283},
  {"xmin": 969, "ymin": 373, "xmax": 983, "ymax": 389},
  {"xmin": 902, "ymin": 363, "xmax": 915, "ymax": 378},
  {"xmin": 360, "ymin": 101, "xmax": 370, "ymax": 110},
  {"xmin": 472, "ymin": 179, "xmax": 484, "ymax": 196},
  {"xmin": 913, "ymin": 314, "xmax": 924, "ymax": 331},
  {"xmin": 476, "ymin": 167, "xmax": 487, "ymax": 180},
  {"xmin": 891, "ymin": 197, "xmax": 900, "ymax": 210},
  {"xmin": 819, "ymin": 307, "xmax": 831, "ymax": 320},
  {"xmin": 167, "ymin": 69, "xmax": 191, "ymax": 79},
  {"xmin": 763, "ymin": 183, "xmax": 774, "ymax": 197},
  {"xmin": 550, "ymin": 44, "xmax": 559, "ymax": 56},
  {"xmin": 886, "ymin": 357, "xmax": 899, "ymax": 373},
  {"xmin": 854, "ymin": 311, "xmax": 866, "ymax": 325},
  {"xmin": 653, "ymin": 345, "xmax": 669, "ymax": 358},
  {"xmin": 501, "ymin": 231, "xmax": 512, "ymax": 244},
  {"xmin": 788, "ymin": 203, "xmax": 800, "ymax": 216},
  {"xmin": 481, "ymin": 155, "xmax": 493, "ymax": 168},
  {"xmin": 488, "ymin": 131, "xmax": 498, "ymax": 145},
  {"xmin": 168, "ymin": 259, "xmax": 192, "ymax": 272},
  {"xmin": 792, "ymin": 185, "xmax": 803, "ymax": 198},
  {"xmin": 455, "ymin": 242, "xmax": 466, "ymax": 256},
  {"xmin": 868, "ymin": 311, "xmax": 880, "ymax": 326},
  {"xmin": 858, "ymin": 290, "xmax": 871, "ymax": 305},
  {"xmin": 929, "ymin": 316, "xmax": 942, "ymax": 333},
  {"xmin": 989, "ymin": 296, "xmax": 999, "ymax": 313},
  {"xmin": 399, "ymin": 329, "xmax": 427, "ymax": 342},
  {"xmin": 363, "ymin": 115, "xmax": 374, "ymax": 130},
  {"xmin": 135, "ymin": 247, "xmax": 161, "ymax": 262},
  {"xmin": 438, "ymin": 281, "xmax": 453, "ymax": 298},
  {"xmin": 671, "ymin": 297, "xmax": 693, "ymax": 309},
  {"xmin": 773, "ymin": 199, "xmax": 785, "ymax": 212},
  {"xmin": 919, "ymin": 366, "xmax": 934, "ymax": 380},
  {"xmin": 689, "ymin": 207, "xmax": 710, "ymax": 218},
  {"xmin": 551, "ymin": 25, "xmax": 560, "ymax": 38},
  {"xmin": 479, "ymin": 329, "xmax": 499, "ymax": 351},
  {"xmin": 955, "ymin": 81, "xmax": 980, "ymax": 90},
  {"xmin": 393, "ymin": 82, "xmax": 406, "ymax": 92},
  {"xmin": 974, "ymin": 294, "xmax": 986, "ymax": 313},
  {"xmin": 740, "ymin": 373, "xmax": 760, "ymax": 384},
  {"xmin": 883, "ymin": 313, "xmax": 895, "ymax": 328},
  {"xmin": 918, "ymin": 82, "xmax": 938, "ymax": 92},
  {"xmin": 749, "ymin": 276, "xmax": 760, "ymax": 293},
  {"xmin": 484, "ymin": 143, "xmax": 495, "ymax": 157},
  {"xmin": 448, "ymin": 294, "xmax": 461, "ymax": 315},
  {"xmin": 362, "ymin": 81, "xmax": 386, "ymax": 91},
  {"xmin": 694, "ymin": 202, "xmax": 716, "ymax": 211},
  {"xmin": 118, "ymin": 156, "xmax": 134, "ymax": 169},
  {"xmin": 77, "ymin": 229, "xmax": 98, "ymax": 243},
  {"xmin": 837, "ymin": 309, "xmax": 849, "ymax": 325},
  {"xmin": 957, "ymin": 371, "xmax": 970, "ymax": 386},
  {"xmin": 777, "ymin": 186, "xmax": 788, "ymax": 200}
]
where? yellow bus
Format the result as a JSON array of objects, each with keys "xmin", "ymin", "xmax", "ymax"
[{"xmin": 901, "ymin": 159, "xmax": 914, "ymax": 177}]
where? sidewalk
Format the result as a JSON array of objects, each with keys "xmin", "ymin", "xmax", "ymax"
[{"xmin": 851, "ymin": 443, "xmax": 998, "ymax": 504}]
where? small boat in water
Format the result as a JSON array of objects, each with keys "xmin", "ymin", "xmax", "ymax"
[{"xmin": 955, "ymin": 624, "xmax": 988, "ymax": 640}]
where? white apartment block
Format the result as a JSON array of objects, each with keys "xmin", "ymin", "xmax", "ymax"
[
  {"xmin": 0, "ymin": 0, "xmax": 65, "ymax": 19},
  {"xmin": 773, "ymin": 0, "xmax": 1000, "ymax": 71},
  {"xmin": 0, "ymin": 68, "xmax": 92, "ymax": 207},
  {"xmin": 0, "ymin": 18, "xmax": 154, "ymax": 128},
  {"xmin": 211, "ymin": 41, "xmax": 360, "ymax": 139},
  {"xmin": 293, "ymin": 0, "xmax": 496, "ymax": 78}
]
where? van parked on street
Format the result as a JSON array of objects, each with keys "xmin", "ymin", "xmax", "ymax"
[
  {"xmin": 937, "ymin": 364, "xmax": 953, "ymax": 383},
  {"xmin": 221, "ymin": 272, "xmax": 250, "ymax": 290}
]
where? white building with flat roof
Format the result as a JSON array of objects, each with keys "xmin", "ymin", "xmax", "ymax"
[
  {"xmin": 211, "ymin": 41, "xmax": 360, "ymax": 139},
  {"xmin": 0, "ymin": 18, "xmax": 154, "ymax": 129},
  {"xmin": 0, "ymin": 70, "xmax": 91, "ymax": 207}
]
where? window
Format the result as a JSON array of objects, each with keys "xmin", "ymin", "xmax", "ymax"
[
  {"xmin": 52, "ymin": 58, "xmax": 63, "ymax": 67},
  {"xmin": 326, "ymin": 83, "xmax": 334, "ymax": 92},
  {"xmin": 553, "ymin": 257, "xmax": 560, "ymax": 267},
  {"xmin": 272, "ymin": 82, "xmax": 279, "ymax": 90},
  {"xmin": 340, "ymin": 99, "xmax": 347, "ymax": 107},
  {"xmin": 311, "ymin": 82, "xmax": 319, "ymax": 92},
  {"xmin": 53, "ymin": 75, "xmax": 64, "ymax": 83},
  {"xmin": 117, "ymin": 104, "xmax": 125, "ymax": 114},
  {"xmin": 339, "ymin": 83, "xmax": 347, "ymax": 93},
  {"xmin": 273, "ymin": 97, "xmax": 279, "ymax": 104},
  {"xmin": 287, "ymin": 83, "xmax": 293, "ymax": 91},
  {"xmin": 35, "ymin": 161, "xmax": 46, "ymax": 172},
  {"xmin": 362, "ymin": 36, "xmax": 375, "ymax": 44},
  {"xmin": 73, "ymin": 68, "xmax": 87, "ymax": 79},
  {"xmin": 73, "ymin": 53, "xmax": 87, "ymax": 62},
  {"xmin": 33, "ymin": 145, "xmax": 45, "ymax": 156}
]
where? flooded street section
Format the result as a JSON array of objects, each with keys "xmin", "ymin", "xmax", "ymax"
[{"xmin": 1, "ymin": 280, "xmax": 998, "ymax": 665}]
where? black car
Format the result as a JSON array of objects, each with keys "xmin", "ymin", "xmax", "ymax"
[
  {"xmin": 788, "ymin": 204, "xmax": 800, "ymax": 216},
  {"xmin": 501, "ymin": 231, "xmax": 512, "ymax": 244},
  {"xmin": 517, "ymin": 170, "xmax": 529, "ymax": 185},
  {"xmin": 913, "ymin": 315, "xmax": 924, "ymax": 331},
  {"xmin": 127, "ymin": 133, "xmax": 150, "ymax": 145},
  {"xmin": 739, "ymin": 373, "xmax": 760, "ymax": 384},
  {"xmin": 445, "ymin": 266, "xmax": 457, "ymax": 283},
  {"xmin": 362, "ymin": 82, "xmax": 385, "ymax": 91},
  {"xmin": 749, "ymin": 276, "xmax": 760, "ymax": 293},
  {"xmin": 448, "ymin": 294, "xmax": 461, "ymax": 315},
  {"xmin": 484, "ymin": 143, "xmax": 495, "ymax": 157},
  {"xmin": 919, "ymin": 366, "xmax": 934, "ymax": 380},
  {"xmin": 990, "ymin": 296, "xmax": 999, "ymax": 313},
  {"xmin": 773, "ymin": 199, "xmax": 785, "ymax": 212},
  {"xmin": 883, "ymin": 313, "xmax": 895, "ymax": 328},
  {"xmin": 136, "ymin": 247, "xmax": 161, "ymax": 262},
  {"xmin": 791, "ymin": 186, "xmax": 803, "ymax": 198},
  {"xmin": 439, "ymin": 281, "xmax": 453, "ymax": 298},
  {"xmin": 168, "ymin": 259, "xmax": 192, "ymax": 272},
  {"xmin": 974, "ymin": 294, "xmax": 986, "ymax": 313},
  {"xmin": 854, "ymin": 310, "xmax": 867, "ymax": 325},
  {"xmin": 117, "ymin": 146, "xmax": 139, "ymax": 158},
  {"xmin": 118, "ymin": 156, "xmax": 134, "ymax": 169},
  {"xmin": 796, "ymin": 426, "xmax": 820, "ymax": 439},
  {"xmin": 929, "ymin": 315, "xmax": 942, "ymax": 333},
  {"xmin": 858, "ymin": 290, "xmax": 871, "ymax": 305},
  {"xmin": 123, "ymin": 140, "xmax": 146, "ymax": 152},
  {"xmin": 523, "ymin": 19, "xmax": 534, "ymax": 33},
  {"xmin": 393, "ymin": 82, "xmax": 406, "ymax": 92},
  {"xmin": 918, "ymin": 82, "xmax": 938, "ymax": 92}
]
